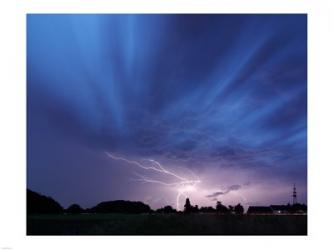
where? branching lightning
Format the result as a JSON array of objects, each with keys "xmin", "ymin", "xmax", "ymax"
[{"xmin": 105, "ymin": 151, "xmax": 201, "ymax": 210}]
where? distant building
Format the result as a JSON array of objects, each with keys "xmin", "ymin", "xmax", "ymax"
[
  {"xmin": 246, "ymin": 184, "xmax": 306, "ymax": 215},
  {"xmin": 247, "ymin": 206, "xmax": 273, "ymax": 214},
  {"xmin": 270, "ymin": 205, "xmax": 290, "ymax": 214}
]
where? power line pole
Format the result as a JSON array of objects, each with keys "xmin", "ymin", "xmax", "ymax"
[{"xmin": 292, "ymin": 184, "xmax": 297, "ymax": 205}]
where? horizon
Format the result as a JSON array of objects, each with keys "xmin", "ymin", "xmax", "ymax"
[
  {"xmin": 27, "ymin": 187, "xmax": 307, "ymax": 211},
  {"xmin": 27, "ymin": 14, "xmax": 307, "ymax": 210}
]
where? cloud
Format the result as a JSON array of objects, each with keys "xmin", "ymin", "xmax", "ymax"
[
  {"xmin": 206, "ymin": 192, "xmax": 224, "ymax": 198},
  {"xmin": 206, "ymin": 184, "xmax": 242, "ymax": 198},
  {"xmin": 27, "ymin": 14, "xmax": 307, "ymax": 208},
  {"xmin": 228, "ymin": 184, "xmax": 242, "ymax": 191}
]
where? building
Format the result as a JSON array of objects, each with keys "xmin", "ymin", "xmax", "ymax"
[
  {"xmin": 270, "ymin": 205, "xmax": 290, "ymax": 214},
  {"xmin": 247, "ymin": 206, "xmax": 273, "ymax": 214}
]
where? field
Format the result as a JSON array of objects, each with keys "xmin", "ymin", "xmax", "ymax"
[{"xmin": 27, "ymin": 213, "xmax": 307, "ymax": 235}]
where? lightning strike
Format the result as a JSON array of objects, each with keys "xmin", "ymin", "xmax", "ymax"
[{"xmin": 105, "ymin": 151, "xmax": 201, "ymax": 210}]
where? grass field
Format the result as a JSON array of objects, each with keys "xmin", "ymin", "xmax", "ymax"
[{"xmin": 27, "ymin": 213, "xmax": 307, "ymax": 235}]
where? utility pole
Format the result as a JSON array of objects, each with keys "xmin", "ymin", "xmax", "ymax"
[{"xmin": 292, "ymin": 184, "xmax": 297, "ymax": 205}]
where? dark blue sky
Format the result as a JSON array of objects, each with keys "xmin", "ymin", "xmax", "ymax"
[{"xmin": 27, "ymin": 14, "xmax": 307, "ymax": 209}]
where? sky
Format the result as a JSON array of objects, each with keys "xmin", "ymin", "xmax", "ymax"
[{"xmin": 27, "ymin": 14, "xmax": 307, "ymax": 210}]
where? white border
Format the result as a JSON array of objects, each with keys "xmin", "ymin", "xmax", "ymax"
[{"xmin": 1, "ymin": 0, "xmax": 333, "ymax": 249}]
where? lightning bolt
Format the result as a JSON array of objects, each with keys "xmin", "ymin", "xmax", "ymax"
[{"xmin": 105, "ymin": 151, "xmax": 201, "ymax": 210}]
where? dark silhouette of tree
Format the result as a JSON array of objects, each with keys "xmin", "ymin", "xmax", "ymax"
[
  {"xmin": 234, "ymin": 203, "xmax": 244, "ymax": 215},
  {"xmin": 184, "ymin": 198, "xmax": 193, "ymax": 213},
  {"xmin": 90, "ymin": 200, "xmax": 151, "ymax": 214},
  {"xmin": 183, "ymin": 198, "xmax": 200, "ymax": 213},
  {"xmin": 199, "ymin": 206, "xmax": 216, "ymax": 213},
  {"xmin": 27, "ymin": 189, "xmax": 63, "ymax": 214},
  {"xmin": 66, "ymin": 204, "xmax": 84, "ymax": 214},
  {"xmin": 290, "ymin": 203, "xmax": 307, "ymax": 214},
  {"xmin": 216, "ymin": 201, "xmax": 229, "ymax": 214},
  {"xmin": 156, "ymin": 205, "xmax": 177, "ymax": 213}
]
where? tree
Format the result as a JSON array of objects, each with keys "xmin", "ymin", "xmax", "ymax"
[
  {"xmin": 199, "ymin": 206, "xmax": 215, "ymax": 213},
  {"xmin": 27, "ymin": 189, "xmax": 63, "ymax": 214},
  {"xmin": 184, "ymin": 198, "xmax": 193, "ymax": 213},
  {"xmin": 156, "ymin": 205, "xmax": 177, "ymax": 213},
  {"xmin": 66, "ymin": 204, "xmax": 84, "ymax": 214},
  {"xmin": 216, "ymin": 201, "xmax": 229, "ymax": 214},
  {"xmin": 90, "ymin": 200, "xmax": 151, "ymax": 214},
  {"xmin": 291, "ymin": 203, "xmax": 307, "ymax": 214},
  {"xmin": 234, "ymin": 203, "xmax": 244, "ymax": 215}
]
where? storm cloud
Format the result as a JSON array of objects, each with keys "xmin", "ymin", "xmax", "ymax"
[
  {"xmin": 27, "ymin": 14, "xmax": 307, "ymax": 209},
  {"xmin": 206, "ymin": 184, "xmax": 242, "ymax": 198}
]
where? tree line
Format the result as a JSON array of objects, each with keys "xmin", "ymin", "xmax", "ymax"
[
  {"xmin": 27, "ymin": 189, "xmax": 306, "ymax": 215},
  {"xmin": 27, "ymin": 189, "xmax": 244, "ymax": 214}
]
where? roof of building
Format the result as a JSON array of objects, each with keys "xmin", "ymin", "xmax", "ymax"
[
  {"xmin": 247, "ymin": 206, "xmax": 273, "ymax": 214},
  {"xmin": 270, "ymin": 205, "xmax": 290, "ymax": 211}
]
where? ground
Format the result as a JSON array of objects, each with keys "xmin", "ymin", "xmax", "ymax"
[{"xmin": 27, "ymin": 213, "xmax": 307, "ymax": 235}]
